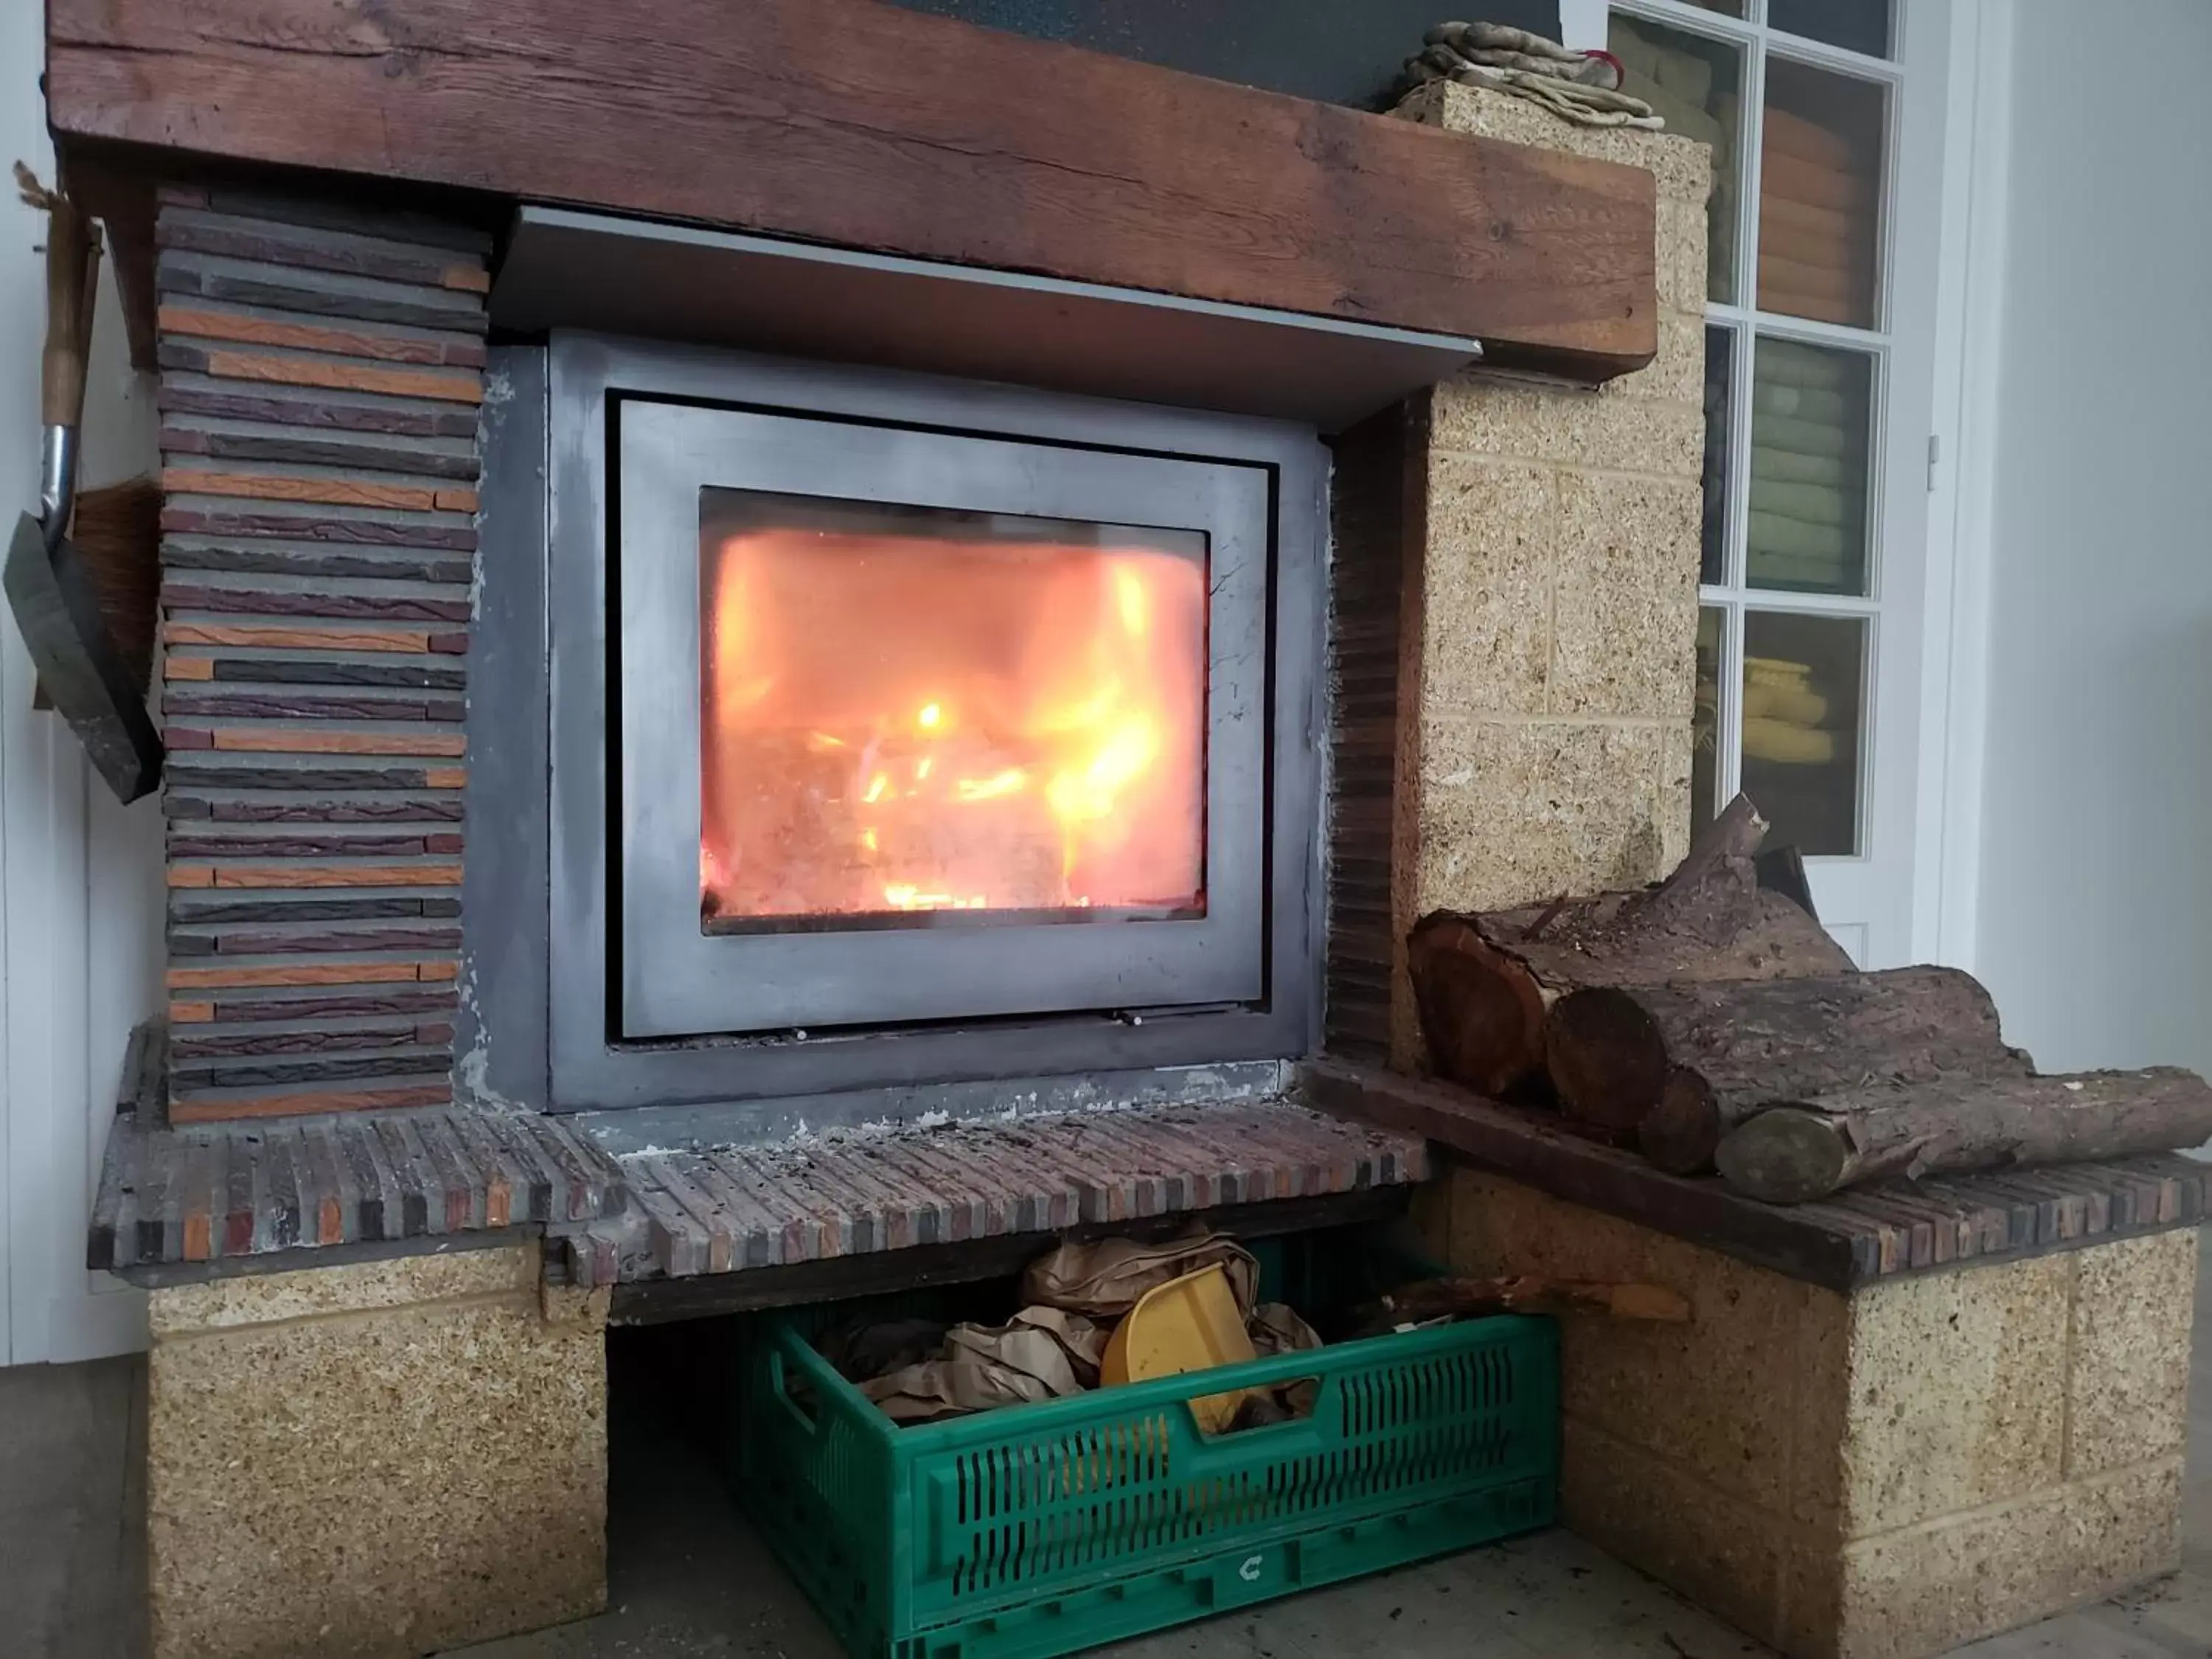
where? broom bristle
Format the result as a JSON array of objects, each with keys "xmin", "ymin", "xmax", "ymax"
[{"xmin": 68, "ymin": 476, "xmax": 162, "ymax": 695}]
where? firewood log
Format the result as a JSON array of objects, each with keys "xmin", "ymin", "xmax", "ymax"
[
  {"xmin": 1408, "ymin": 796, "xmax": 1851, "ymax": 1098},
  {"xmin": 1540, "ymin": 965, "xmax": 2023, "ymax": 1160},
  {"xmin": 1714, "ymin": 1068, "xmax": 2212, "ymax": 1204}
]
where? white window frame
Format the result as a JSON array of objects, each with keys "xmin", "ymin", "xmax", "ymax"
[{"xmin": 1567, "ymin": 0, "xmax": 1950, "ymax": 968}]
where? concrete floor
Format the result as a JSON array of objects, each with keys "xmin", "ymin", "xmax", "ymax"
[
  {"xmin": 0, "ymin": 1351, "xmax": 146, "ymax": 1659},
  {"xmin": 8, "ymin": 1239, "xmax": 2212, "ymax": 1659}
]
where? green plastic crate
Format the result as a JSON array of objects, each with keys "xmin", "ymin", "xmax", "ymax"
[{"xmin": 733, "ymin": 1265, "xmax": 1558, "ymax": 1659}]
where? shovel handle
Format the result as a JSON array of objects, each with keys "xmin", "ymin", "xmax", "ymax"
[{"xmin": 42, "ymin": 192, "xmax": 97, "ymax": 430}]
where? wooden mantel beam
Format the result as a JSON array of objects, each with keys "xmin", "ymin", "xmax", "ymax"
[{"xmin": 46, "ymin": 0, "xmax": 1658, "ymax": 382}]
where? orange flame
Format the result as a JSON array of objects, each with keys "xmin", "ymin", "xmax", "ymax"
[{"xmin": 700, "ymin": 521, "xmax": 1206, "ymax": 922}]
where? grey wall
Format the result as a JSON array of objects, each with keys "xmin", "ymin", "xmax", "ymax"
[
  {"xmin": 1970, "ymin": 0, "xmax": 2212, "ymax": 1075},
  {"xmin": 886, "ymin": 1, "xmax": 1560, "ymax": 111}
]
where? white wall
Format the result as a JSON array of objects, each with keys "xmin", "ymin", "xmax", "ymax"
[
  {"xmin": 1962, "ymin": 0, "xmax": 2212, "ymax": 1075},
  {"xmin": 2, "ymin": 0, "xmax": 163, "ymax": 1364}
]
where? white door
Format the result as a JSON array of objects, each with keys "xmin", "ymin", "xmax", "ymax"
[
  {"xmin": 1, "ymin": 13, "xmax": 160, "ymax": 1360},
  {"xmin": 1566, "ymin": 0, "xmax": 1948, "ymax": 968}
]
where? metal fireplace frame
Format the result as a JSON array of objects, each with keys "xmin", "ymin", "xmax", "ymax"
[
  {"xmin": 617, "ymin": 398, "xmax": 1270, "ymax": 1037},
  {"xmin": 468, "ymin": 335, "xmax": 1327, "ymax": 1119}
]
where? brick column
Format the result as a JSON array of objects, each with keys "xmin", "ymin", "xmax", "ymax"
[
  {"xmin": 1384, "ymin": 83, "xmax": 1712, "ymax": 1068},
  {"xmin": 153, "ymin": 187, "xmax": 489, "ymax": 1121}
]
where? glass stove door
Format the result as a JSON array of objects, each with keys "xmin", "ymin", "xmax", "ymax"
[
  {"xmin": 696, "ymin": 492, "xmax": 1210, "ymax": 933},
  {"xmin": 615, "ymin": 399, "xmax": 1271, "ymax": 1040}
]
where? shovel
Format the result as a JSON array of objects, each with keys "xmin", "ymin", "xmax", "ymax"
[{"xmin": 3, "ymin": 178, "xmax": 162, "ymax": 803}]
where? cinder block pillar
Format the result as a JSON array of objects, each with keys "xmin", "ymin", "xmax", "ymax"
[
  {"xmin": 147, "ymin": 1242, "xmax": 607, "ymax": 1659},
  {"xmin": 1385, "ymin": 83, "xmax": 1712, "ymax": 1068},
  {"xmin": 1435, "ymin": 1169, "xmax": 2194, "ymax": 1659}
]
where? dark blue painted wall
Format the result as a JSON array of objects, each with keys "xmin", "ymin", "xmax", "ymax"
[{"xmin": 885, "ymin": 1, "xmax": 1563, "ymax": 111}]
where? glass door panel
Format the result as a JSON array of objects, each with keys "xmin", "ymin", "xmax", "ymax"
[
  {"xmin": 1758, "ymin": 60, "xmax": 1886, "ymax": 330},
  {"xmin": 1747, "ymin": 338, "xmax": 1874, "ymax": 595},
  {"xmin": 1768, "ymin": 0, "xmax": 1893, "ymax": 60},
  {"xmin": 1693, "ymin": 605, "xmax": 1724, "ymax": 833},
  {"xmin": 1610, "ymin": 13, "xmax": 1745, "ymax": 305},
  {"xmin": 1593, "ymin": 0, "xmax": 1942, "ymax": 969},
  {"xmin": 1700, "ymin": 326, "xmax": 1735, "ymax": 584},
  {"xmin": 1741, "ymin": 611, "xmax": 1867, "ymax": 855}
]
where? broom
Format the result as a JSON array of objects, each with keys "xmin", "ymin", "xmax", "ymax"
[
  {"xmin": 36, "ymin": 477, "xmax": 163, "ymax": 703},
  {"xmin": 18, "ymin": 164, "xmax": 161, "ymax": 709}
]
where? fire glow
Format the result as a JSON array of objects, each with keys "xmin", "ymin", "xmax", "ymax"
[{"xmin": 699, "ymin": 518, "xmax": 1207, "ymax": 924}]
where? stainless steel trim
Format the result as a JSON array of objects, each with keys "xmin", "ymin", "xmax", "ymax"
[
  {"xmin": 543, "ymin": 333, "xmax": 1327, "ymax": 1113},
  {"xmin": 618, "ymin": 403, "xmax": 1269, "ymax": 1037},
  {"xmin": 39, "ymin": 425, "xmax": 77, "ymax": 551},
  {"xmin": 494, "ymin": 206, "xmax": 1481, "ymax": 432}
]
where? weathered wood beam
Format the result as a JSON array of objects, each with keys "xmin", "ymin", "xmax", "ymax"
[
  {"xmin": 46, "ymin": 0, "xmax": 1659, "ymax": 381},
  {"xmin": 55, "ymin": 155, "xmax": 158, "ymax": 372}
]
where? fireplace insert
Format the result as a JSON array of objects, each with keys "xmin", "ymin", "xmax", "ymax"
[{"xmin": 484, "ymin": 336, "xmax": 1324, "ymax": 1117}]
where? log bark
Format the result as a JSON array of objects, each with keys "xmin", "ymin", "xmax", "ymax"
[
  {"xmin": 1408, "ymin": 797, "xmax": 1851, "ymax": 1098},
  {"xmin": 1540, "ymin": 966, "xmax": 2020, "ymax": 1159},
  {"xmin": 1649, "ymin": 790, "xmax": 1767, "ymax": 904},
  {"xmin": 1714, "ymin": 1068, "xmax": 2212, "ymax": 1204}
]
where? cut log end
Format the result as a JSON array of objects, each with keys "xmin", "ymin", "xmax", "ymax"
[
  {"xmin": 1545, "ymin": 987, "xmax": 1670, "ymax": 1131},
  {"xmin": 1638, "ymin": 1067, "xmax": 1722, "ymax": 1175},
  {"xmin": 1713, "ymin": 1109, "xmax": 1854, "ymax": 1205},
  {"xmin": 1408, "ymin": 917, "xmax": 1548, "ymax": 1096}
]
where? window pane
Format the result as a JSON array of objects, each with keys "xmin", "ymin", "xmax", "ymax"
[
  {"xmin": 1742, "ymin": 611, "xmax": 1864, "ymax": 855},
  {"xmin": 1700, "ymin": 326, "xmax": 1733, "ymax": 585},
  {"xmin": 1693, "ymin": 606, "xmax": 1724, "ymax": 834},
  {"xmin": 1747, "ymin": 338, "xmax": 1872, "ymax": 596},
  {"xmin": 1758, "ymin": 60, "xmax": 1885, "ymax": 329},
  {"xmin": 1769, "ymin": 0, "xmax": 1892, "ymax": 60},
  {"xmin": 1610, "ymin": 15, "xmax": 1743, "ymax": 305}
]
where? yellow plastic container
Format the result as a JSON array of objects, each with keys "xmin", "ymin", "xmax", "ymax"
[{"xmin": 1100, "ymin": 1264, "xmax": 1256, "ymax": 1433}]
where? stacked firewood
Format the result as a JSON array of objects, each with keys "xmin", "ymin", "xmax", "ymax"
[{"xmin": 1408, "ymin": 797, "xmax": 2212, "ymax": 1205}]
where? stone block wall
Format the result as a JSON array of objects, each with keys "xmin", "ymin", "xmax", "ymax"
[
  {"xmin": 1378, "ymin": 84, "xmax": 1711, "ymax": 1068},
  {"xmin": 147, "ymin": 1242, "xmax": 607, "ymax": 1659},
  {"xmin": 1433, "ymin": 1169, "xmax": 2194, "ymax": 1659},
  {"xmin": 154, "ymin": 187, "xmax": 490, "ymax": 1122}
]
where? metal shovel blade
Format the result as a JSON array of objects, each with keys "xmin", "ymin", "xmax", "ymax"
[{"xmin": 4, "ymin": 508, "xmax": 163, "ymax": 803}]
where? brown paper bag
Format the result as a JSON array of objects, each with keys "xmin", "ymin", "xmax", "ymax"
[
  {"xmin": 859, "ymin": 1307, "xmax": 1110, "ymax": 1424},
  {"xmin": 1248, "ymin": 1302, "xmax": 1322, "ymax": 1357},
  {"xmin": 1020, "ymin": 1227, "xmax": 1259, "ymax": 1320},
  {"xmin": 862, "ymin": 1356, "xmax": 1062, "ymax": 1423}
]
